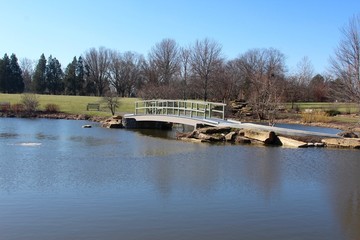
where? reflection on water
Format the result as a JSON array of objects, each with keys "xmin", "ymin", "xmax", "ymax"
[{"xmin": 0, "ymin": 118, "xmax": 359, "ymax": 240}]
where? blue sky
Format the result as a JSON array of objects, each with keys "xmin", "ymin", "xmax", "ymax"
[{"xmin": 1, "ymin": 0, "xmax": 359, "ymax": 74}]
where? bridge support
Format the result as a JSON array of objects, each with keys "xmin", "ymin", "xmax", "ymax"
[{"xmin": 123, "ymin": 117, "xmax": 173, "ymax": 130}]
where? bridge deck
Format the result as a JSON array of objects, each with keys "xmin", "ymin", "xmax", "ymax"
[{"xmin": 123, "ymin": 114, "xmax": 339, "ymax": 138}]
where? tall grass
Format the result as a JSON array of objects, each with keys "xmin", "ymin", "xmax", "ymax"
[{"xmin": 301, "ymin": 110, "xmax": 331, "ymax": 123}]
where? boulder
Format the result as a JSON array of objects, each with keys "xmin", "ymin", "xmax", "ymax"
[
  {"xmin": 244, "ymin": 130, "xmax": 282, "ymax": 146},
  {"xmin": 321, "ymin": 138, "xmax": 360, "ymax": 148},
  {"xmin": 337, "ymin": 131, "xmax": 359, "ymax": 138},
  {"xmin": 244, "ymin": 129, "xmax": 270, "ymax": 142},
  {"xmin": 278, "ymin": 136, "xmax": 308, "ymax": 148},
  {"xmin": 197, "ymin": 126, "xmax": 231, "ymax": 134},
  {"xmin": 197, "ymin": 133, "xmax": 224, "ymax": 142},
  {"xmin": 264, "ymin": 131, "xmax": 282, "ymax": 146},
  {"xmin": 235, "ymin": 136, "xmax": 251, "ymax": 144},
  {"xmin": 101, "ymin": 116, "xmax": 123, "ymax": 128},
  {"xmin": 225, "ymin": 132, "xmax": 237, "ymax": 141}
]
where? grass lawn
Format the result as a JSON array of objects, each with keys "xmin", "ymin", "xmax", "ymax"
[
  {"xmin": 288, "ymin": 102, "xmax": 359, "ymax": 114},
  {"xmin": 0, "ymin": 93, "xmax": 139, "ymax": 117}
]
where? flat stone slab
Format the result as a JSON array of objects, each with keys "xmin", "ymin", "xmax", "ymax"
[
  {"xmin": 278, "ymin": 136, "xmax": 308, "ymax": 148},
  {"xmin": 321, "ymin": 138, "xmax": 360, "ymax": 149}
]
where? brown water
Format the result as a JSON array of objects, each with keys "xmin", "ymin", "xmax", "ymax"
[{"xmin": 0, "ymin": 118, "xmax": 359, "ymax": 240}]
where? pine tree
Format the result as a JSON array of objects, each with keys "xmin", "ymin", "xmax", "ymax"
[
  {"xmin": 45, "ymin": 55, "xmax": 64, "ymax": 94},
  {"xmin": 64, "ymin": 57, "xmax": 77, "ymax": 95},
  {"xmin": 9, "ymin": 54, "xmax": 24, "ymax": 93},
  {"xmin": 76, "ymin": 56, "xmax": 85, "ymax": 95},
  {"xmin": 33, "ymin": 54, "xmax": 47, "ymax": 93},
  {"xmin": 0, "ymin": 54, "xmax": 11, "ymax": 93}
]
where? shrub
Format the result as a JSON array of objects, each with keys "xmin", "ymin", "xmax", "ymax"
[
  {"xmin": 0, "ymin": 102, "xmax": 11, "ymax": 112},
  {"xmin": 301, "ymin": 110, "xmax": 330, "ymax": 123},
  {"xmin": 11, "ymin": 103, "xmax": 25, "ymax": 113},
  {"xmin": 44, "ymin": 103, "xmax": 60, "ymax": 113},
  {"xmin": 325, "ymin": 109, "xmax": 341, "ymax": 116},
  {"xmin": 20, "ymin": 94, "xmax": 39, "ymax": 113}
]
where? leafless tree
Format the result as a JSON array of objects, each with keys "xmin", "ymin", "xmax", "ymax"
[
  {"xmin": 109, "ymin": 51, "xmax": 144, "ymax": 97},
  {"xmin": 83, "ymin": 47, "xmax": 111, "ymax": 96},
  {"xmin": 190, "ymin": 38, "xmax": 223, "ymax": 101},
  {"xmin": 179, "ymin": 46, "xmax": 191, "ymax": 99},
  {"xmin": 295, "ymin": 56, "xmax": 315, "ymax": 101},
  {"xmin": 237, "ymin": 48, "xmax": 287, "ymax": 122},
  {"xmin": 330, "ymin": 14, "xmax": 360, "ymax": 103},
  {"xmin": 102, "ymin": 91, "xmax": 120, "ymax": 116},
  {"xmin": 20, "ymin": 58, "xmax": 34, "ymax": 92},
  {"xmin": 148, "ymin": 38, "xmax": 180, "ymax": 86}
]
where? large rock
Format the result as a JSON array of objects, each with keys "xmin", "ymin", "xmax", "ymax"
[
  {"xmin": 235, "ymin": 136, "xmax": 251, "ymax": 144},
  {"xmin": 225, "ymin": 131, "xmax": 237, "ymax": 141},
  {"xmin": 337, "ymin": 131, "xmax": 359, "ymax": 138},
  {"xmin": 197, "ymin": 133, "xmax": 224, "ymax": 142},
  {"xmin": 243, "ymin": 129, "xmax": 270, "ymax": 142},
  {"xmin": 278, "ymin": 136, "xmax": 308, "ymax": 148},
  {"xmin": 101, "ymin": 116, "xmax": 123, "ymax": 128},
  {"xmin": 197, "ymin": 126, "xmax": 231, "ymax": 134},
  {"xmin": 322, "ymin": 138, "xmax": 360, "ymax": 148},
  {"xmin": 264, "ymin": 131, "xmax": 282, "ymax": 146}
]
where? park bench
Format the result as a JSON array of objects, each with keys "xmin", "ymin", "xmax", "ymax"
[{"xmin": 86, "ymin": 103, "xmax": 100, "ymax": 111}]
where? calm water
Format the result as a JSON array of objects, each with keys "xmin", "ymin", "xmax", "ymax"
[{"xmin": 0, "ymin": 118, "xmax": 359, "ymax": 240}]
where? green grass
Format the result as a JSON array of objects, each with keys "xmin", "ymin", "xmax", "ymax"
[{"xmin": 0, "ymin": 93, "xmax": 139, "ymax": 116}]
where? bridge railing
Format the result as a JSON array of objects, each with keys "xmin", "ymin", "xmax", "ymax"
[{"xmin": 135, "ymin": 100, "xmax": 226, "ymax": 120}]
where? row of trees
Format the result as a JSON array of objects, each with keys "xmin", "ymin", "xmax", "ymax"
[
  {"xmin": 0, "ymin": 54, "xmax": 24, "ymax": 93},
  {"xmin": 1, "ymin": 14, "xmax": 359, "ymax": 119}
]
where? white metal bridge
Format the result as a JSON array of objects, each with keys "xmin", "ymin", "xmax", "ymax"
[{"xmin": 123, "ymin": 99, "xmax": 339, "ymax": 138}]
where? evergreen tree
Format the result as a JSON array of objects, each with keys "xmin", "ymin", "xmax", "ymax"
[
  {"xmin": 9, "ymin": 54, "xmax": 24, "ymax": 93},
  {"xmin": 32, "ymin": 54, "xmax": 47, "ymax": 93},
  {"xmin": 45, "ymin": 55, "xmax": 64, "ymax": 94},
  {"xmin": 0, "ymin": 54, "xmax": 11, "ymax": 92},
  {"xmin": 76, "ymin": 56, "xmax": 85, "ymax": 95},
  {"xmin": 0, "ymin": 57, "xmax": 4, "ymax": 92},
  {"xmin": 64, "ymin": 57, "xmax": 77, "ymax": 95}
]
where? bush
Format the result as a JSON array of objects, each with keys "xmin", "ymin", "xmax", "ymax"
[
  {"xmin": 11, "ymin": 103, "xmax": 24, "ymax": 113},
  {"xmin": 44, "ymin": 103, "xmax": 60, "ymax": 113},
  {"xmin": 20, "ymin": 94, "xmax": 39, "ymax": 113},
  {"xmin": 325, "ymin": 109, "xmax": 341, "ymax": 116},
  {"xmin": 0, "ymin": 102, "xmax": 11, "ymax": 112},
  {"xmin": 301, "ymin": 111, "xmax": 330, "ymax": 123}
]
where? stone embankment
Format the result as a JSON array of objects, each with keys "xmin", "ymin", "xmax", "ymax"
[{"xmin": 176, "ymin": 126, "xmax": 360, "ymax": 149}]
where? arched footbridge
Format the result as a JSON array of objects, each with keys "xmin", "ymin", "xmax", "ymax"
[{"xmin": 123, "ymin": 99, "xmax": 339, "ymax": 138}]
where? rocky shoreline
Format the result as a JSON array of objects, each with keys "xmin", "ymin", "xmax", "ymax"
[{"xmin": 1, "ymin": 112, "xmax": 359, "ymax": 149}]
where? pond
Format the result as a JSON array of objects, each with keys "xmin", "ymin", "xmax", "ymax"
[{"xmin": 0, "ymin": 118, "xmax": 359, "ymax": 240}]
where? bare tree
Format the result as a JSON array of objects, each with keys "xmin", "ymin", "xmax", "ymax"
[
  {"xmin": 190, "ymin": 38, "xmax": 223, "ymax": 101},
  {"xmin": 83, "ymin": 47, "xmax": 111, "ymax": 96},
  {"xmin": 148, "ymin": 38, "xmax": 180, "ymax": 86},
  {"xmin": 20, "ymin": 58, "xmax": 34, "ymax": 92},
  {"xmin": 330, "ymin": 14, "xmax": 360, "ymax": 103},
  {"xmin": 102, "ymin": 91, "xmax": 120, "ymax": 116},
  {"xmin": 295, "ymin": 56, "xmax": 315, "ymax": 101},
  {"xmin": 179, "ymin": 46, "xmax": 191, "ymax": 99},
  {"xmin": 237, "ymin": 48, "xmax": 287, "ymax": 122}
]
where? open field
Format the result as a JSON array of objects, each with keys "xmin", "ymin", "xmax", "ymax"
[
  {"xmin": 287, "ymin": 102, "xmax": 360, "ymax": 114},
  {"xmin": 0, "ymin": 94, "xmax": 139, "ymax": 117}
]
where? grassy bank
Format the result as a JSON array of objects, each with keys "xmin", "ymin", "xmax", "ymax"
[
  {"xmin": 287, "ymin": 102, "xmax": 359, "ymax": 114},
  {"xmin": 0, "ymin": 93, "xmax": 139, "ymax": 117}
]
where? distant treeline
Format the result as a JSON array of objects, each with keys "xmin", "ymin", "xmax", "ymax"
[{"xmin": 1, "ymin": 14, "xmax": 359, "ymax": 120}]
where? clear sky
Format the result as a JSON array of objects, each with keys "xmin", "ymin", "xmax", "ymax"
[{"xmin": 1, "ymin": 0, "xmax": 359, "ymax": 74}]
